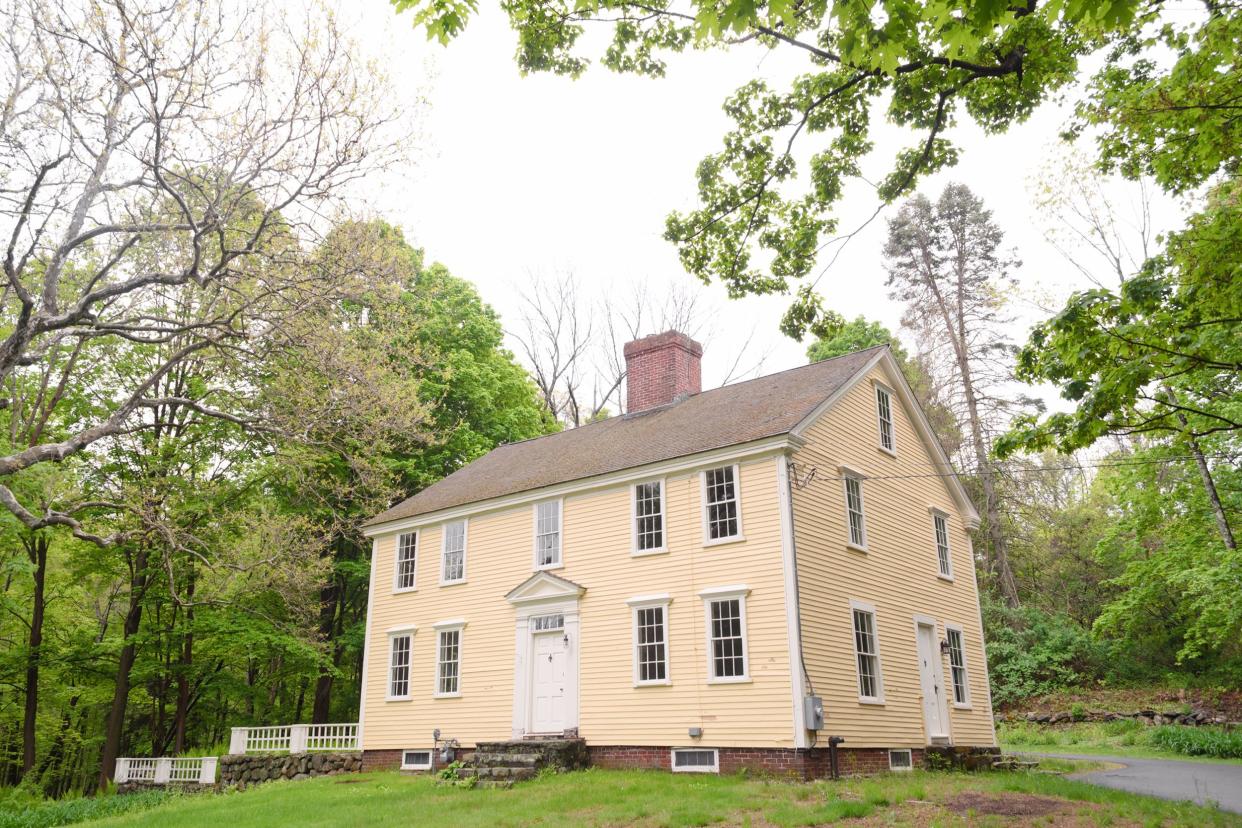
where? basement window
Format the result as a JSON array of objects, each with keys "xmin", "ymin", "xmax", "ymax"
[
  {"xmin": 888, "ymin": 749, "xmax": 913, "ymax": 771},
  {"xmin": 671, "ymin": 748, "xmax": 719, "ymax": 773},
  {"xmin": 401, "ymin": 750, "xmax": 432, "ymax": 770}
]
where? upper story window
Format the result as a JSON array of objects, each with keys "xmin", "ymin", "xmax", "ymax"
[
  {"xmin": 875, "ymin": 384, "xmax": 895, "ymax": 454},
  {"xmin": 699, "ymin": 586, "xmax": 750, "ymax": 683},
  {"xmin": 851, "ymin": 602, "xmax": 884, "ymax": 703},
  {"xmin": 534, "ymin": 500, "xmax": 561, "ymax": 569},
  {"xmin": 932, "ymin": 511, "xmax": 953, "ymax": 579},
  {"xmin": 387, "ymin": 629, "xmax": 413, "ymax": 700},
  {"xmin": 633, "ymin": 480, "xmax": 666, "ymax": 554},
  {"xmin": 946, "ymin": 626, "xmax": 970, "ymax": 706},
  {"xmin": 435, "ymin": 624, "xmax": 463, "ymax": 697},
  {"xmin": 842, "ymin": 470, "xmax": 867, "ymax": 550},
  {"xmin": 702, "ymin": 465, "xmax": 741, "ymax": 543},
  {"xmin": 394, "ymin": 532, "xmax": 418, "ymax": 592},
  {"xmin": 441, "ymin": 520, "xmax": 467, "ymax": 584}
]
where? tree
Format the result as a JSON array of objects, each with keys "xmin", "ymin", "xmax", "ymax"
[
  {"xmin": 883, "ymin": 184, "xmax": 1029, "ymax": 605},
  {"xmin": 390, "ymin": 0, "xmax": 1163, "ymax": 337}
]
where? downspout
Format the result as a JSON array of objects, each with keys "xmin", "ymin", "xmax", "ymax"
[{"xmin": 778, "ymin": 454, "xmax": 816, "ymax": 749}]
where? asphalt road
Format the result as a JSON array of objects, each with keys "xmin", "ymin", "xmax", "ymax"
[{"xmin": 1028, "ymin": 752, "xmax": 1242, "ymax": 814}]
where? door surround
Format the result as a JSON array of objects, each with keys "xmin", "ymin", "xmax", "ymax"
[
  {"xmin": 505, "ymin": 571, "xmax": 585, "ymax": 739},
  {"xmin": 912, "ymin": 614, "xmax": 951, "ymax": 745}
]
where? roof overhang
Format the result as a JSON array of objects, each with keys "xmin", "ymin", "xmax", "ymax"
[{"xmin": 505, "ymin": 571, "xmax": 586, "ymax": 605}]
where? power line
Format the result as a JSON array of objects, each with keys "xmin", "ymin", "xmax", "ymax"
[{"xmin": 798, "ymin": 453, "xmax": 1236, "ymax": 483}]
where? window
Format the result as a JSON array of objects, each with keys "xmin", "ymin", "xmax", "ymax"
[
  {"xmin": 671, "ymin": 748, "xmax": 719, "ymax": 773},
  {"xmin": 633, "ymin": 480, "xmax": 665, "ymax": 553},
  {"xmin": 702, "ymin": 465, "xmax": 741, "ymax": 543},
  {"xmin": 933, "ymin": 511, "xmax": 953, "ymax": 579},
  {"xmin": 628, "ymin": 596, "xmax": 671, "ymax": 685},
  {"xmin": 436, "ymin": 626, "xmax": 461, "ymax": 696},
  {"xmin": 394, "ymin": 532, "xmax": 418, "ymax": 591},
  {"xmin": 534, "ymin": 500, "xmax": 561, "ymax": 568},
  {"xmin": 401, "ymin": 750, "xmax": 432, "ymax": 770},
  {"xmin": 876, "ymin": 384, "xmax": 895, "ymax": 453},
  {"xmin": 888, "ymin": 749, "xmax": 913, "ymax": 771},
  {"xmin": 531, "ymin": 613, "xmax": 564, "ymax": 632},
  {"xmin": 700, "ymin": 586, "xmax": 749, "ymax": 682},
  {"xmin": 946, "ymin": 626, "xmax": 970, "ymax": 706},
  {"xmin": 842, "ymin": 471, "xmax": 867, "ymax": 549},
  {"xmin": 441, "ymin": 520, "xmax": 466, "ymax": 584},
  {"xmin": 851, "ymin": 604, "xmax": 883, "ymax": 702},
  {"xmin": 387, "ymin": 631, "xmax": 412, "ymax": 699}
]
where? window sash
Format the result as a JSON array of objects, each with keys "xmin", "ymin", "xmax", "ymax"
[
  {"xmin": 947, "ymin": 628, "xmax": 968, "ymax": 704},
  {"xmin": 635, "ymin": 605, "xmax": 668, "ymax": 683},
  {"xmin": 389, "ymin": 634, "xmax": 411, "ymax": 698},
  {"xmin": 845, "ymin": 477, "xmax": 866, "ymax": 547},
  {"xmin": 535, "ymin": 501, "xmax": 561, "ymax": 567},
  {"xmin": 708, "ymin": 598, "xmax": 746, "ymax": 679},
  {"xmin": 441, "ymin": 521, "xmax": 466, "ymax": 583},
  {"xmin": 437, "ymin": 629, "xmax": 460, "ymax": 695},
  {"xmin": 395, "ymin": 533, "xmax": 417, "ymax": 590},
  {"xmin": 704, "ymin": 467, "xmax": 739, "ymax": 541},
  {"xmin": 852, "ymin": 609, "xmax": 881, "ymax": 699},
  {"xmin": 634, "ymin": 481, "xmax": 665, "ymax": 551},
  {"xmin": 934, "ymin": 514, "xmax": 952, "ymax": 578},
  {"xmin": 876, "ymin": 386, "xmax": 894, "ymax": 452}
]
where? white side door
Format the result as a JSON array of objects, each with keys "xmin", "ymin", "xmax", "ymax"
[
  {"xmin": 915, "ymin": 621, "xmax": 949, "ymax": 741},
  {"xmin": 530, "ymin": 632, "xmax": 568, "ymax": 734}
]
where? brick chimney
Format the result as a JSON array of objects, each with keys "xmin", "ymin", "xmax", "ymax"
[{"xmin": 624, "ymin": 330, "xmax": 703, "ymax": 413}]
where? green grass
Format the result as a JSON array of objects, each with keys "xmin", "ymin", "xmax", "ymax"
[
  {"xmin": 0, "ymin": 789, "xmax": 176, "ymax": 828},
  {"xmin": 73, "ymin": 768, "xmax": 1239, "ymax": 827},
  {"xmin": 1001, "ymin": 719, "xmax": 1242, "ymax": 764}
]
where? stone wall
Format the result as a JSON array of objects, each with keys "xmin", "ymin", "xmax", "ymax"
[
  {"xmin": 219, "ymin": 752, "xmax": 362, "ymax": 788},
  {"xmin": 997, "ymin": 709, "xmax": 1234, "ymax": 727}
]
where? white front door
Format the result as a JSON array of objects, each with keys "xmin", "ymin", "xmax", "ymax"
[
  {"xmin": 530, "ymin": 632, "xmax": 569, "ymax": 734},
  {"xmin": 916, "ymin": 622, "xmax": 949, "ymax": 741}
]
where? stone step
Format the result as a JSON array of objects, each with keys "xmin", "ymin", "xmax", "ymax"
[
  {"xmin": 457, "ymin": 766, "xmax": 537, "ymax": 782},
  {"xmin": 471, "ymin": 753, "xmax": 541, "ymax": 767},
  {"xmin": 476, "ymin": 779, "xmax": 514, "ymax": 789}
]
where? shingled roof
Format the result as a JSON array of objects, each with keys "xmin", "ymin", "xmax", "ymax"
[{"xmin": 365, "ymin": 345, "xmax": 887, "ymax": 527}]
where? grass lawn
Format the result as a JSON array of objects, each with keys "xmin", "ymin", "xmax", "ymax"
[
  {"xmin": 1000, "ymin": 720, "xmax": 1242, "ymax": 765},
  {"xmin": 80, "ymin": 767, "xmax": 1240, "ymax": 827}
]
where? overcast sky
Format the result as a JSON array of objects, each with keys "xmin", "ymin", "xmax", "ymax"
[{"xmin": 344, "ymin": 3, "xmax": 1184, "ymax": 396}]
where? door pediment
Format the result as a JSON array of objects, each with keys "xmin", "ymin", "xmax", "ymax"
[{"xmin": 505, "ymin": 571, "xmax": 586, "ymax": 605}]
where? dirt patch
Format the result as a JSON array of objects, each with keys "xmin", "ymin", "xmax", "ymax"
[{"xmin": 944, "ymin": 792, "xmax": 1069, "ymax": 816}]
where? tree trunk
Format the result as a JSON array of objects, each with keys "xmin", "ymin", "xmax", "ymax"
[
  {"xmin": 173, "ymin": 572, "xmax": 195, "ymax": 755},
  {"xmin": 311, "ymin": 577, "xmax": 340, "ymax": 723},
  {"xmin": 21, "ymin": 533, "xmax": 48, "ymax": 775},
  {"xmin": 98, "ymin": 547, "xmax": 148, "ymax": 792},
  {"xmin": 1179, "ymin": 415, "xmax": 1236, "ymax": 551},
  {"xmin": 961, "ymin": 378, "xmax": 1021, "ymax": 606}
]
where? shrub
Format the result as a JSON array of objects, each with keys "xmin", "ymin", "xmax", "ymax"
[
  {"xmin": 983, "ymin": 600, "xmax": 1107, "ymax": 705},
  {"xmin": 0, "ymin": 789, "xmax": 174, "ymax": 828},
  {"xmin": 1148, "ymin": 727, "xmax": 1242, "ymax": 759}
]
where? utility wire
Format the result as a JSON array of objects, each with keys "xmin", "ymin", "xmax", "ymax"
[{"xmin": 799, "ymin": 453, "xmax": 1236, "ymax": 483}]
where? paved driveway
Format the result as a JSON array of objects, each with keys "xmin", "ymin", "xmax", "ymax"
[{"xmin": 1027, "ymin": 752, "xmax": 1242, "ymax": 814}]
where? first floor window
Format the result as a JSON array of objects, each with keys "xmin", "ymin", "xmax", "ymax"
[
  {"xmin": 441, "ymin": 520, "xmax": 466, "ymax": 583},
  {"xmin": 388, "ymin": 633, "xmax": 411, "ymax": 698},
  {"xmin": 707, "ymin": 596, "xmax": 747, "ymax": 679},
  {"xmin": 395, "ymin": 532, "xmax": 418, "ymax": 590},
  {"xmin": 947, "ymin": 627, "xmax": 969, "ymax": 705},
  {"xmin": 634, "ymin": 481, "xmax": 665, "ymax": 552},
  {"xmin": 703, "ymin": 466, "xmax": 740, "ymax": 541},
  {"xmin": 535, "ymin": 500, "xmax": 561, "ymax": 567},
  {"xmin": 436, "ymin": 628, "xmax": 461, "ymax": 695},
  {"xmin": 634, "ymin": 604, "xmax": 668, "ymax": 684},
  {"xmin": 933, "ymin": 512, "xmax": 952, "ymax": 578},
  {"xmin": 852, "ymin": 606, "xmax": 882, "ymax": 700},
  {"xmin": 844, "ymin": 474, "xmax": 866, "ymax": 548}
]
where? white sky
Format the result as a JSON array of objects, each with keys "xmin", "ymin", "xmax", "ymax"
[{"xmin": 342, "ymin": 3, "xmax": 1185, "ymax": 396}]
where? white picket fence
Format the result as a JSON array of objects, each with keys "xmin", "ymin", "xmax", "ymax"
[
  {"xmin": 228, "ymin": 723, "xmax": 359, "ymax": 755},
  {"xmin": 115, "ymin": 756, "xmax": 217, "ymax": 785}
]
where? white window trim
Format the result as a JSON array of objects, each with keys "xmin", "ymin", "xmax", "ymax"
[
  {"xmin": 945, "ymin": 622, "xmax": 972, "ymax": 709},
  {"xmin": 631, "ymin": 478, "xmax": 668, "ymax": 556},
  {"xmin": 385, "ymin": 625, "xmax": 416, "ymax": 702},
  {"xmin": 700, "ymin": 464, "xmax": 745, "ymax": 546},
  {"xmin": 531, "ymin": 498, "xmax": 564, "ymax": 571},
  {"xmin": 874, "ymin": 380, "xmax": 897, "ymax": 456},
  {"xmin": 888, "ymin": 749, "xmax": 913, "ymax": 772},
  {"xmin": 439, "ymin": 519, "xmax": 468, "ymax": 586},
  {"xmin": 840, "ymin": 465, "xmax": 868, "ymax": 552},
  {"xmin": 400, "ymin": 749, "xmax": 433, "ymax": 771},
  {"xmin": 849, "ymin": 599, "xmax": 885, "ymax": 704},
  {"xmin": 699, "ymin": 585, "xmax": 751, "ymax": 684},
  {"xmin": 929, "ymin": 507, "xmax": 954, "ymax": 581},
  {"xmin": 392, "ymin": 531, "xmax": 419, "ymax": 594},
  {"xmin": 433, "ymin": 620, "xmax": 465, "ymax": 698},
  {"xmin": 671, "ymin": 747, "xmax": 719, "ymax": 774},
  {"xmin": 627, "ymin": 594, "xmax": 672, "ymax": 686}
]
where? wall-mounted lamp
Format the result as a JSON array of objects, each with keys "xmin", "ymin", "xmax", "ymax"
[
  {"xmin": 563, "ymin": 632, "xmax": 570, "ymax": 646},
  {"xmin": 939, "ymin": 639, "xmax": 951, "ymax": 656}
]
